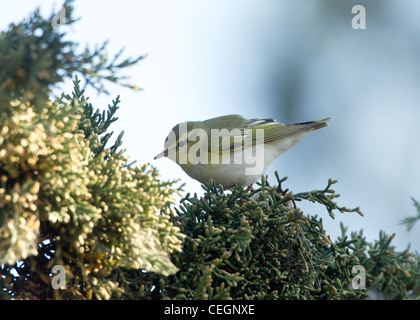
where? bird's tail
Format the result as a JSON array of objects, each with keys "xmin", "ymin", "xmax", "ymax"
[{"xmin": 292, "ymin": 117, "xmax": 331, "ymax": 131}]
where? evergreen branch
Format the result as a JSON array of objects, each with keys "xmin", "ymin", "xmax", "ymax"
[
  {"xmin": 0, "ymin": 0, "xmax": 143, "ymax": 106},
  {"xmin": 0, "ymin": 1, "xmax": 183, "ymax": 300},
  {"xmin": 75, "ymin": 40, "xmax": 145, "ymax": 94},
  {"xmin": 400, "ymin": 197, "xmax": 420, "ymax": 231},
  {"xmin": 294, "ymin": 178, "xmax": 364, "ymax": 219}
]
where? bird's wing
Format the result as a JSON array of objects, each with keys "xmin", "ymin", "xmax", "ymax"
[
  {"xmin": 207, "ymin": 117, "xmax": 330, "ymax": 152},
  {"xmin": 262, "ymin": 118, "xmax": 330, "ymax": 143}
]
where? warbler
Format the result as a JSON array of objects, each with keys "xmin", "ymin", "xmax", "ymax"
[{"xmin": 154, "ymin": 115, "xmax": 330, "ymax": 189}]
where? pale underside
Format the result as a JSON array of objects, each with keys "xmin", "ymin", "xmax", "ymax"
[{"xmin": 179, "ymin": 130, "xmax": 312, "ymax": 188}]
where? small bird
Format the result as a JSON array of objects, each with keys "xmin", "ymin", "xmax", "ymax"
[{"xmin": 154, "ymin": 115, "xmax": 330, "ymax": 189}]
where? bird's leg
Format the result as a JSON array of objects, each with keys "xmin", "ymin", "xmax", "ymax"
[
  {"xmin": 245, "ymin": 185, "xmax": 253, "ymax": 194},
  {"xmin": 236, "ymin": 185, "xmax": 254, "ymax": 205},
  {"xmin": 272, "ymin": 188, "xmax": 294, "ymax": 208}
]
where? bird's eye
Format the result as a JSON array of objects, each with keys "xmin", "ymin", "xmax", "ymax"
[{"xmin": 177, "ymin": 140, "xmax": 186, "ymax": 148}]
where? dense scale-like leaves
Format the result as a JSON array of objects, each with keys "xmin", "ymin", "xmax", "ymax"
[
  {"xmin": 130, "ymin": 177, "xmax": 419, "ymax": 300},
  {"xmin": 0, "ymin": 1, "xmax": 183, "ymax": 300}
]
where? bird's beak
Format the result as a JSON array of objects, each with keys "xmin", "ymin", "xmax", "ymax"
[{"xmin": 154, "ymin": 149, "xmax": 168, "ymax": 160}]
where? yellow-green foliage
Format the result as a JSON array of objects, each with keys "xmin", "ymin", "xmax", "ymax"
[
  {"xmin": 0, "ymin": 2, "xmax": 184, "ymax": 299},
  {"xmin": 0, "ymin": 81, "xmax": 184, "ymax": 299}
]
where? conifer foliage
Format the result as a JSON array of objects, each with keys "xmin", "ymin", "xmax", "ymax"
[
  {"xmin": 1, "ymin": 2, "xmax": 419, "ymax": 300},
  {"xmin": 0, "ymin": 1, "xmax": 183, "ymax": 299},
  {"xmin": 133, "ymin": 177, "xmax": 420, "ymax": 300}
]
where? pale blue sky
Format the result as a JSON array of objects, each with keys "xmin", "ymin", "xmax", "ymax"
[{"xmin": 2, "ymin": 1, "xmax": 420, "ymax": 252}]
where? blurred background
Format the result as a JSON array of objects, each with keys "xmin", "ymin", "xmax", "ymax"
[{"xmin": 1, "ymin": 0, "xmax": 419, "ymax": 251}]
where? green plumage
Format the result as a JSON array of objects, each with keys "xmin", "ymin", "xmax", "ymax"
[
  {"xmin": 170, "ymin": 115, "xmax": 330, "ymax": 152},
  {"xmin": 156, "ymin": 114, "xmax": 330, "ymax": 188}
]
